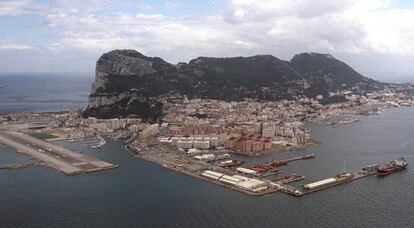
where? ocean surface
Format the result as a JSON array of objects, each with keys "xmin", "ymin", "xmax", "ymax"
[
  {"xmin": 0, "ymin": 73, "xmax": 93, "ymax": 113},
  {"xmin": 0, "ymin": 74, "xmax": 414, "ymax": 227}
]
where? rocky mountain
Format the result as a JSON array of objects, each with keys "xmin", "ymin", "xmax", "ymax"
[
  {"xmin": 289, "ymin": 53, "xmax": 377, "ymax": 97},
  {"xmin": 83, "ymin": 50, "xmax": 382, "ymax": 121}
]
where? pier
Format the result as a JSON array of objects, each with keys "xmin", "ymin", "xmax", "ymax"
[
  {"xmin": 274, "ymin": 170, "xmax": 378, "ymax": 197},
  {"xmin": 126, "ymin": 142, "xmax": 402, "ymax": 198},
  {"xmin": 264, "ymin": 153, "xmax": 315, "ymax": 167},
  {"xmin": 274, "ymin": 174, "xmax": 305, "ymax": 184},
  {"xmin": 245, "ymin": 154, "xmax": 315, "ymax": 177},
  {"xmin": 280, "ymin": 154, "xmax": 316, "ymax": 163},
  {"xmin": 0, "ymin": 131, "xmax": 118, "ymax": 175}
]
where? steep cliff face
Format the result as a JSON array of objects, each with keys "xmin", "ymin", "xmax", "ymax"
[
  {"xmin": 83, "ymin": 50, "xmax": 381, "ymax": 120},
  {"xmin": 92, "ymin": 50, "xmax": 171, "ymax": 94}
]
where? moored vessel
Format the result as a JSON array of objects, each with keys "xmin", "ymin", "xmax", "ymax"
[
  {"xmin": 219, "ymin": 160, "xmax": 244, "ymax": 168},
  {"xmin": 377, "ymin": 158, "xmax": 407, "ymax": 176}
]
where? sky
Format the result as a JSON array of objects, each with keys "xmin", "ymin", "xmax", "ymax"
[{"xmin": 0, "ymin": 0, "xmax": 414, "ymax": 81}]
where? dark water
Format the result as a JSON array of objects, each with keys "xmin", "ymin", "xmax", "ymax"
[
  {"xmin": 0, "ymin": 73, "xmax": 93, "ymax": 112},
  {"xmin": 1, "ymin": 107, "xmax": 414, "ymax": 227}
]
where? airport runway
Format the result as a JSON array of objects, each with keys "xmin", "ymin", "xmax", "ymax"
[{"xmin": 0, "ymin": 131, "xmax": 117, "ymax": 175}]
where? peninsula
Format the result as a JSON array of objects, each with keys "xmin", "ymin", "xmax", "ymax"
[{"xmin": 1, "ymin": 50, "xmax": 413, "ymax": 196}]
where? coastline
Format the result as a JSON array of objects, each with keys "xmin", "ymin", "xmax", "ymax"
[{"xmin": 124, "ymin": 144, "xmax": 278, "ymax": 196}]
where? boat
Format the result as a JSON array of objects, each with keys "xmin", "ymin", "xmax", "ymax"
[
  {"xmin": 274, "ymin": 173, "xmax": 305, "ymax": 184},
  {"xmin": 334, "ymin": 172, "xmax": 354, "ymax": 182},
  {"xmin": 270, "ymin": 161, "xmax": 288, "ymax": 167},
  {"xmin": 377, "ymin": 158, "xmax": 407, "ymax": 176},
  {"xmin": 362, "ymin": 164, "xmax": 379, "ymax": 172},
  {"xmin": 250, "ymin": 167, "xmax": 267, "ymax": 173},
  {"xmin": 219, "ymin": 160, "xmax": 244, "ymax": 168}
]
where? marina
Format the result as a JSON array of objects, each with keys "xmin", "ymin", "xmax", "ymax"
[{"xmin": 69, "ymin": 135, "xmax": 106, "ymax": 149}]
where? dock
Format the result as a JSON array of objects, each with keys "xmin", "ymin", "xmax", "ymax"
[
  {"xmin": 274, "ymin": 170, "xmax": 378, "ymax": 197},
  {"xmin": 264, "ymin": 153, "xmax": 315, "ymax": 167},
  {"xmin": 244, "ymin": 154, "xmax": 315, "ymax": 177},
  {"xmin": 0, "ymin": 131, "xmax": 118, "ymax": 175},
  {"xmin": 280, "ymin": 154, "xmax": 316, "ymax": 163},
  {"xmin": 126, "ymin": 144, "xmax": 280, "ymax": 196},
  {"xmin": 69, "ymin": 135, "xmax": 106, "ymax": 148},
  {"xmin": 126, "ymin": 142, "xmax": 401, "ymax": 198},
  {"xmin": 274, "ymin": 174, "xmax": 305, "ymax": 184},
  {"xmin": 258, "ymin": 170, "xmax": 283, "ymax": 178}
]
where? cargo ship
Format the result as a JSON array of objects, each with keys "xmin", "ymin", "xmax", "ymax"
[{"xmin": 377, "ymin": 158, "xmax": 407, "ymax": 176}]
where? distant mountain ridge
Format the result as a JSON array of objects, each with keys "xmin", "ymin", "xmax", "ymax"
[{"xmin": 83, "ymin": 50, "xmax": 382, "ymax": 120}]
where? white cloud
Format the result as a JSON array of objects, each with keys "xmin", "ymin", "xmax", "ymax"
[
  {"xmin": 0, "ymin": 0, "xmax": 151, "ymax": 16},
  {"xmin": 0, "ymin": 0, "xmax": 40, "ymax": 15},
  {"xmin": 360, "ymin": 8, "xmax": 414, "ymax": 55},
  {"xmin": 222, "ymin": 0, "xmax": 414, "ymax": 57},
  {"xmin": 30, "ymin": 0, "xmax": 413, "ymax": 64},
  {"xmin": 0, "ymin": 44, "xmax": 34, "ymax": 50},
  {"xmin": 1, "ymin": 0, "xmax": 414, "ymax": 74}
]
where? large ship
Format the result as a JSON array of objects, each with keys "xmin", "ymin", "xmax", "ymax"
[{"xmin": 377, "ymin": 158, "xmax": 407, "ymax": 176}]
